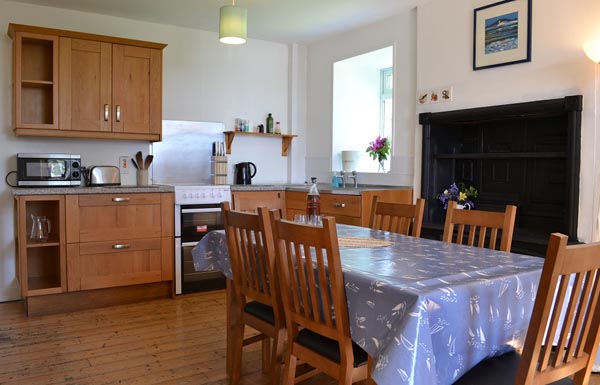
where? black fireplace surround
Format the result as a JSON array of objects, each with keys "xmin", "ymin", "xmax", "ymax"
[{"xmin": 419, "ymin": 95, "xmax": 582, "ymax": 256}]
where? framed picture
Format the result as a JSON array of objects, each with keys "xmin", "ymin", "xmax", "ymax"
[{"xmin": 473, "ymin": 0, "xmax": 531, "ymax": 70}]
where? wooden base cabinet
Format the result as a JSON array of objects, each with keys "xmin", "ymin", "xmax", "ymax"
[
  {"xmin": 15, "ymin": 192, "xmax": 174, "ymax": 315},
  {"xmin": 231, "ymin": 190, "xmax": 285, "ymax": 213},
  {"xmin": 286, "ymin": 189, "xmax": 413, "ymax": 227},
  {"xmin": 65, "ymin": 193, "xmax": 174, "ymax": 291}
]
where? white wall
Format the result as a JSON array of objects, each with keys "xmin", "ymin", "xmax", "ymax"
[
  {"xmin": 0, "ymin": 0, "xmax": 291, "ymax": 301},
  {"xmin": 415, "ymin": 0, "xmax": 600, "ymax": 243},
  {"xmin": 305, "ymin": 11, "xmax": 417, "ymax": 187}
]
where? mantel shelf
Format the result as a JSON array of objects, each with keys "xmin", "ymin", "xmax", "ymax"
[{"xmin": 223, "ymin": 131, "xmax": 298, "ymax": 157}]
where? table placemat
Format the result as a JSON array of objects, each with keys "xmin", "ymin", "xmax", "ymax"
[{"xmin": 338, "ymin": 236, "xmax": 393, "ymax": 248}]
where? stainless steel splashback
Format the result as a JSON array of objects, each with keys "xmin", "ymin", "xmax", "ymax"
[{"xmin": 152, "ymin": 120, "xmax": 225, "ymax": 185}]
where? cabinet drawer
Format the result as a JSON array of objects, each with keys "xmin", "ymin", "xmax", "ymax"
[
  {"xmin": 68, "ymin": 238, "xmax": 163, "ymax": 291},
  {"xmin": 321, "ymin": 194, "xmax": 361, "ymax": 218},
  {"xmin": 78, "ymin": 193, "xmax": 162, "ymax": 207},
  {"xmin": 70, "ymin": 195, "xmax": 162, "ymax": 243},
  {"xmin": 79, "ymin": 238, "xmax": 161, "ymax": 255}
]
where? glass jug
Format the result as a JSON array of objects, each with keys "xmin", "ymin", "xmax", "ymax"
[{"xmin": 30, "ymin": 215, "xmax": 51, "ymax": 242}]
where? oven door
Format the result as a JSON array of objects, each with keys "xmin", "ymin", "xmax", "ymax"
[{"xmin": 175, "ymin": 204, "xmax": 226, "ymax": 294}]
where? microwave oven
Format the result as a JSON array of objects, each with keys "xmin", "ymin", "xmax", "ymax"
[{"xmin": 17, "ymin": 153, "xmax": 82, "ymax": 187}]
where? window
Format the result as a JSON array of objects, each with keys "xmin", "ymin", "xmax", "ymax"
[{"xmin": 332, "ymin": 46, "xmax": 394, "ymax": 173}]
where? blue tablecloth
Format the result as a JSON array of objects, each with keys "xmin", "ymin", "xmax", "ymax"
[{"xmin": 192, "ymin": 225, "xmax": 544, "ymax": 385}]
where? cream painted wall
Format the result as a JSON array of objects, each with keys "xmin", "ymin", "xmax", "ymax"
[
  {"xmin": 305, "ymin": 11, "xmax": 417, "ymax": 187},
  {"xmin": 0, "ymin": 0, "xmax": 292, "ymax": 301},
  {"xmin": 415, "ymin": 0, "xmax": 600, "ymax": 243}
]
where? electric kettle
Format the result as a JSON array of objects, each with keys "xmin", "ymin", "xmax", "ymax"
[{"xmin": 234, "ymin": 162, "xmax": 257, "ymax": 185}]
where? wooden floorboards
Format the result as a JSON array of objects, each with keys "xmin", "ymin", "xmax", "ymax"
[{"xmin": 0, "ymin": 290, "xmax": 599, "ymax": 385}]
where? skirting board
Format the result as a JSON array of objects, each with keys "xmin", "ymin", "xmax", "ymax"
[
  {"xmin": 0, "ymin": 286, "xmax": 21, "ymax": 302},
  {"xmin": 25, "ymin": 281, "xmax": 173, "ymax": 316}
]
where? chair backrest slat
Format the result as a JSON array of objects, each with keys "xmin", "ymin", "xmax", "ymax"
[
  {"xmin": 515, "ymin": 233, "xmax": 600, "ymax": 385},
  {"xmin": 273, "ymin": 214, "xmax": 352, "ymax": 343},
  {"xmin": 442, "ymin": 201, "xmax": 517, "ymax": 252},
  {"xmin": 369, "ymin": 197, "xmax": 425, "ymax": 237}
]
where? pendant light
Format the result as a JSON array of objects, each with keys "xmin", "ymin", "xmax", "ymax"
[
  {"xmin": 584, "ymin": 41, "xmax": 600, "ymax": 64},
  {"xmin": 219, "ymin": 0, "xmax": 247, "ymax": 45}
]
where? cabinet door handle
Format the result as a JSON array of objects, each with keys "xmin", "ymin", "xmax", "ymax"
[
  {"xmin": 112, "ymin": 244, "xmax": 131, "ymax": 250},
  {"xmin": 112, "ymin": 197, "xmax": 130, "ymax": 202},
  {"xmin": 104, "ymin": 104, "xmax": 109, "ymax": 121},
  {"xmin": 116, "ymin": 105, "xmax": 121, "ymax": 122},
  {"xmin": 333, "ymin": 203, "xmax": 346, "ymax": 208}
]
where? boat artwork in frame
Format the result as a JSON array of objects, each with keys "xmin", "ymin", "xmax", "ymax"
[{"xmin": 473, "ymin": 0, "xmax": 532, "ymax": 70}]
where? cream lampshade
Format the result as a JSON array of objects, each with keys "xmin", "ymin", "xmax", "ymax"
[
  {"xmin": 219, "ymin": 1, "xmax": 247, "ymax": 45},
  {"xmin": 584, "ymin": 41, "xmax": 600, "ymax": 63}
]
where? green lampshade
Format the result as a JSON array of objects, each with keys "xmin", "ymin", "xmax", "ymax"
[{"xmin": 219, "ymin": 5, "xmax": 247, "ymax": 45}]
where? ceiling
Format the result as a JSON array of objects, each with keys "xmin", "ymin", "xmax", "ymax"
[{"xmin": 9, "ymin": 0, "xmax": 425, "ymax": 44}]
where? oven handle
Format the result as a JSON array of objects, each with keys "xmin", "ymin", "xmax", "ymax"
[
  {"xmin": 182, "ymin": 242, "xmax": 199, "ymax": 247},
  {"xmin": 181, "ymin": 208, "xmax": 222, "ymax": 214}
]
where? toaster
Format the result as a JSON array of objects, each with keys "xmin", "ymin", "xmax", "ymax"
[{"xmin": 89, "ymin": 166, "xmax": 121, "ymax": 186}]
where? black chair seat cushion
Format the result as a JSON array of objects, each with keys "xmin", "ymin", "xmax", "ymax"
[
  {"xmin": 453, "ymin": 351, "xmax": 574, "ymax": 385},
  {"xmin": 296, "ymin": 328, "xmax": 369, "ymax": 368},
  {"xmin": 244, "ymin": 301, "xmax": 275, "ymax": 325}
]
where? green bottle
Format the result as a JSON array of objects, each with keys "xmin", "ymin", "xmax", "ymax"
[{"xmin": 266, "ymin": 113, "xmax": 274, "ymax": 134}]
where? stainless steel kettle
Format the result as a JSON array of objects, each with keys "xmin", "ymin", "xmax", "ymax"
[{"xmin": 234, "ymin": 162, "xmax": 256, "ymax": 184}]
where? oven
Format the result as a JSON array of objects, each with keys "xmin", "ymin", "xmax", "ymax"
[{"xmin": 173, "ymin": 185, "xmax": 231, "ymax": 294}]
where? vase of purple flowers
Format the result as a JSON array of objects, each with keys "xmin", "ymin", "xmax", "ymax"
[
  {"xmin": 366, "ymin": 136, "xmax": 391, "ymax": 173},
  {"xmin": 437, "ymin": 182, "xmax": 478, "ymax": 210}
]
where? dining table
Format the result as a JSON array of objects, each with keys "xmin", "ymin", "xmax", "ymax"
[{"xmin": 192, "ymin": 223, "xmax": 545, "ymax": 385}]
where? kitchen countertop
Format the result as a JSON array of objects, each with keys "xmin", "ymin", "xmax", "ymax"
[
  {"xmin": 230, "ymin": 183, "xmax": 412, "ymax": 195},
  {"xmin": 13, "ymin": 183, "xmax": 411, "ymax": 196},
  {"xmin": 11, "ymin": 185, "xmax": 175, "ymax": 196}
]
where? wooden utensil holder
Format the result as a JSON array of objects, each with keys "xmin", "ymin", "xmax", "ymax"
[{"xmin": 210, "ymin": 156, "xmax": 228, "ymax": 185}]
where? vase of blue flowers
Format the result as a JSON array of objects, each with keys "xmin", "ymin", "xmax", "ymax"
[{"xmin": 437, "ymin": 182, "xmax": 478, "ymax": 210}]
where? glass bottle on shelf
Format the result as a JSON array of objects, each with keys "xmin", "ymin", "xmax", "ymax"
[
  {"xmin": 306, "ymin": 177, "xmax": 320, "ymax": 217},
  {"xmin": 266, "ymin": 113, "xmax": 274, "ymax": 134},
  {"xmin": 274, "ymin": 121, "xmax": 281, "ymax": 134}
]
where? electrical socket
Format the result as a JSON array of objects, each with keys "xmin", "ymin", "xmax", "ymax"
[{"xmin": 119, "ymin": 156, "xmax": 129, "ymax": 174}]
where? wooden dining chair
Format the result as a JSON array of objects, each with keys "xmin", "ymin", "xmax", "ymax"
[
  {"xmin": 369, "ymin": 196, "xmax": 425, "ymax": 237},
  {"xmin": 270, "ymin": 213, "xmax": 371, "ymax": 385},
  {"xmin": 222, "ymin": 202, "xmax": 286, "ymax": 385},
  {"xmin": 442, "ymin": 201, "xmax": 517, "ymax": 252},
  {"xmin": 453, "ymin": 233, "xmax": 600, "ymax": 385}
]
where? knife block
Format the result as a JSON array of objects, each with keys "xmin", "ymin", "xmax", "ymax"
[{"xmin": 210, "ymin": 156, "xmax": 228, "ymax": 185}]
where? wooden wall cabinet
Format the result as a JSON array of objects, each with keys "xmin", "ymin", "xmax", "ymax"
[
  {"xmin": 8, "ymin": 23, "xmax": 166, "ymax": 142},
  {"xmin": 15, "ymin": 195, "xmax": 66, "ymax": 297},
  {"xmin": 286, "ymin": 189, "xmax": 413, "ymax": 226}
]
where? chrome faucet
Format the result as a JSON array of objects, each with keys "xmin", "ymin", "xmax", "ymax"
[
  {"xmin": 347, "ymin": 171, "xmax": 358, "ymax": 188},
  {"xmin": 337, "ymin": 171, "xmax": 346, "ymax": 188}
]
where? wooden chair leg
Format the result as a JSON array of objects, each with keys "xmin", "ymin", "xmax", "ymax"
[
  {"xmin": 271, "ymin": 329, "xmax": 286, "ymax": 385},
  {"xmin": 282, "ymin": 351, "xmax": 297, "ymax": 385},
  {"xmin": 339, "ymin": 363, "xmax": 353, "ymax": 385},
  {"xmin": 262, "ymin": 338, "xmax": 272, "ymax": 373},
  {"xmin": 230, "ymin": 319, "xmax": 245, "ymax": 385}
]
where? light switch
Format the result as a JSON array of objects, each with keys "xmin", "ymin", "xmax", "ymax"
[{"xmin": 119, "ymin": 156, "xmax": 129, "ymax": 174}]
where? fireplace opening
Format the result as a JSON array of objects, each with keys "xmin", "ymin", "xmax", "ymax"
[{"xmin": 419, "ymin": 95, "xmax": 582, "ymax": 256}]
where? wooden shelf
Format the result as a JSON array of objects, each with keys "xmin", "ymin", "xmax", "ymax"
[
  {"xmin": 434, "ymin": 152, "xmax": 567, "ymax": 160},
  {"xmin": 223, "ymin": 131, "xmax": 298, "ymax": 157}
]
